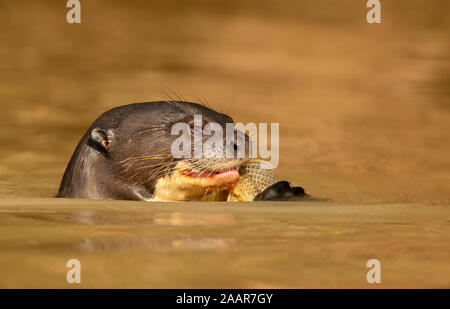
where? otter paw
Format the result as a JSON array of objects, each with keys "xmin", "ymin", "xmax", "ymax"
[{"xmin": 253, "ymin": 181, "xmax": 309, "ymax": 201}]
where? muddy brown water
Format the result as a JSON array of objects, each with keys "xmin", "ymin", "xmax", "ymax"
[{"xmin": 0, "ymin": 1, "xmax": 449, "ymax": 288}]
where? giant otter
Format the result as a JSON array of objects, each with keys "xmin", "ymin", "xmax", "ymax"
[{"xmin": 57, "ymin": 101, "xmax": 308, "ymax": 201}]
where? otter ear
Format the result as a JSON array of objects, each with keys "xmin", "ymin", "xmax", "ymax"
[{"xmin": 90, "ymin": 127, "xmax": 115, "ymax": 152}]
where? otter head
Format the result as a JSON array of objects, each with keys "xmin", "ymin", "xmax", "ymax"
[{"xmin": 57, "ymin": 101, "xmax": 250, "ymax": 201}]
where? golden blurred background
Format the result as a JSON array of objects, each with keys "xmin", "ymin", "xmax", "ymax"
[{"xmin": 0, "ymin": 0, "xmax": 449, "ymax": 204}]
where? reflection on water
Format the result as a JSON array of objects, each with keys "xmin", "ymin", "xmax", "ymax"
[
  {"xmin": 77, "ymin": 237, "xmax": 235, "ymax": 252},
  {"xmin": 0, "ymin": 1, "xmax": 449, "ymax": 288},
  {"xmin": 153, "ymin": 213, "xmax": 236, "ymax": 226},
  {"xmin": 8, "ymin": 210, "xmax": 238, "ymax": 252},
  {"xmin": 0, "ymin": 199, "xmax": 449, "ymax": 288},
  {"xmin": 171, "ymin": 238, "xmax": 235, "ymax": 251},
  {"xmin": 15, "ymin": 210, "xmax": 236, "ymax": 227}
]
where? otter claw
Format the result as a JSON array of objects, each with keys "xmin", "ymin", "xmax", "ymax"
[{"xmin": 253, "ymin": 181, "xmax": 309, "ymax": 201}]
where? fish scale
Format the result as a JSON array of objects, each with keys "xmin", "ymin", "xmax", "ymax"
[{"xmin": 227, "ymin": 159, "xmax": 275, "ymax": 201}]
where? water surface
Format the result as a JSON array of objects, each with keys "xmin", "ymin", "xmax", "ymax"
[{"xmin": 0, "ymin": 199, "xmax": 449, "ymax": 288}]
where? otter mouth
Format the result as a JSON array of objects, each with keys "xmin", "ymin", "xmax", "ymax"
[
  {"xmin": 152, "ymin": 161, "xmax": 245, "ymax": 201},
  {"xmin": 181, "ymin": 168, "xmax": 239, "ymax": 178},
  {"xmin": 180, "ymin": 167, "xmax": 239, "ymax": 187},
  {"xmin": 180, "ymin": 168, "xmax": 240, "ymax": 187}
]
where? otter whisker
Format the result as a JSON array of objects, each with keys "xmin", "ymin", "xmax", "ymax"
[
  {"xmin": 117, "ymin": 154, "xmax": 172, "ymax": 165},
  {"xmin": 161, "ymin": 88, "xmax": 176, "ymax": 103},
  {"xmin": 167, "ymin": 88, "xmax": 185, "ymax": 102},
  {"xmin": 136, "ymin": 161, "xmax": 176, "ymax": 171},
  {"xmin": 202, "ymin": 187, "xmax": 210, "ymax": 200}
]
